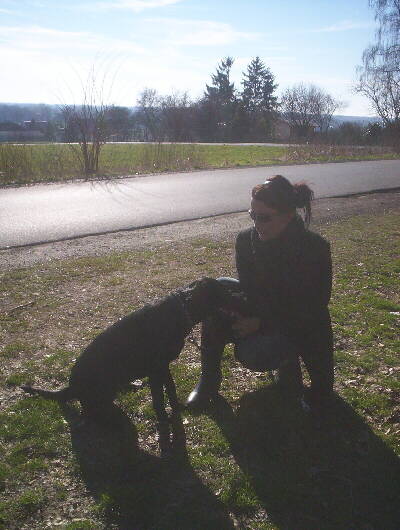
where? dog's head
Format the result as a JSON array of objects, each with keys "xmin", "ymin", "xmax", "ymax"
[
  {"xmin": 185, "ymin": 277, "xmax": 229, "ymax": 305},
  {"xmin": 180, "ymin": 277, "xmax": 230, "ymax": 324},
  {"xmin": 219, "ymin": 291, "xmax": 253, "ymax": 318}
]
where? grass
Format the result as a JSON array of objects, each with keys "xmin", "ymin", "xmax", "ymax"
[
  {"xmin": 0, "ymin": 211, "xmax": 399, "ymax": 528},
  {"xmin": 0, "ymin": 142, "xmax": 398, "ymax": 186}
]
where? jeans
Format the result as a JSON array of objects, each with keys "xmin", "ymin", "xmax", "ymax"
[
  {"xmin": 212, "ymin": 278, "xmax": 301, "ymax": 396},
  {"xmin": 199, "ymin": 277, "xmax": 333, "ymax": 405},
  {"xmin": 213, "ymin": 277, "xmax": 335, "ymax": 405}
]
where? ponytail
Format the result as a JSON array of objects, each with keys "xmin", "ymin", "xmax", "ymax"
[{"xmin": 293, "ymin": 183, "xmax": 314, "ymax": 226}]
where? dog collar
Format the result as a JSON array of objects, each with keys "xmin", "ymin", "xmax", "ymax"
[{"xmin": 174, "ymin": 292, "xmax": 194, "ymax": 335}]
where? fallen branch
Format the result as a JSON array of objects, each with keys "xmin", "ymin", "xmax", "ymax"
[{"xmin": 6, "ymin": 301, "xmax": 35, "ymax": 314}]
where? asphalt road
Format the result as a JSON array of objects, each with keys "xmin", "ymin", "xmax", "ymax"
[{"xmin": 1, "ymin": 159, "xmax": 400, "ymax": 249}]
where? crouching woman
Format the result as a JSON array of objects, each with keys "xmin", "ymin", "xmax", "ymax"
[{"xmin": 186, "ymin": 175, "xmax": 334, "ymax": 420}]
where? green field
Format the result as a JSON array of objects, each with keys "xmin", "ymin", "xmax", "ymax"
[
  {"xmin": 0, "ymin": 211, "xmax": 399, "ymax": 529},
  {"xmin": 0, "ymin": 142, "xmax": 398, "ymax": 186}
]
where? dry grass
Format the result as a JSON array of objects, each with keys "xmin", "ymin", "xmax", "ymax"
[
  {"xmin": 0, "ymin": 212, "xmax": 399, "ymax": 529},
  {"xmin": 1, "ymin": 142, "xmax": 398, "ymax": 186}
]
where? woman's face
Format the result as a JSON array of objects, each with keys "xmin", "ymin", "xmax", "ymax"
[{"xmin": 250, "ymin": 198, "xmax": 294, "ymax": 241}]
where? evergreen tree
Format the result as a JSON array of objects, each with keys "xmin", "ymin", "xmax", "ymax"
[
  {"xmin": 203, "ymin": 57, "xmax": 237, "ymax": 140},
  {"xmin": 205, "ymin": 56, "xmax": 236, "ymax": 105},
  {"xmin": 240, "ymin": 57, "xmax": 278, "ymax": 140},
  {"xmin": 241, "ymin": 56, "xmax": 278, "ymax": 113}
]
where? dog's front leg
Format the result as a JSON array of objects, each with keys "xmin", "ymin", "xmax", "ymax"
[
  {"xmin": 148, "ymin": 372, "xmax": 168, "ymax": 424},
  {"xmin": 165, "ymin": 368, "xmax": 179, "ymax": 412},
  {"xmin": 149, "ymin": 371, "xmax": 173, "ymax": 456}
]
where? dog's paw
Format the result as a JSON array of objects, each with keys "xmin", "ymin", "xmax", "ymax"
[
  {"xmin": 170, "ymin": 402, "xmax": 183, "ymax": 415},
  {"xmin": 157, "ymin": 420, "xmax": 173, "ymax": 457}
]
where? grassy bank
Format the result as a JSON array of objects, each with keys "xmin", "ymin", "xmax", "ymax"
[
  {"xmin": 0, "ymin": 142, "xmax": 398, "ymax": 186},
  {"xmin": 0, "ymin": 212, "xmax": 399, "ymax": 529}
]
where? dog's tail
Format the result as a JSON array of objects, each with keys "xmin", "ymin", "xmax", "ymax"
[{"xmin": 21, "ymin": 385, "xmax": 72, "ymax": 402}]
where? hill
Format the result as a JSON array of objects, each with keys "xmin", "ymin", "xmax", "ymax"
[
  {"xmin": 0, "ymin": 102, "xmax": 379, "ymax": 128},
  {"xmin": 332, "ymin": 115, "xmax": 380, "ymax": 127}
]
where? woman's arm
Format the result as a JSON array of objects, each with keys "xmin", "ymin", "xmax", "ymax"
[
  {"xmin": 285, "ymin": 238, "xmax": 332, "ymax": 323},
  {"xmin": 235, "ymin": 230, "xmax": 273, "ymax": 333}
]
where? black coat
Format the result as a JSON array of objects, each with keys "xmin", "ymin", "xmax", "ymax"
[{"xmin": 235, "ymin": 216, "xmax": 333, "ymax": 355}]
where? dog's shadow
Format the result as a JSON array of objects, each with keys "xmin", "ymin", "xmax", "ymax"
[
  {"xmin": 63, "ymin": 405, "xmax": 235, "ymax": 529},
  {"xmin": 210, "ymin": 386, "xmax": 400, "ymax": 530}
]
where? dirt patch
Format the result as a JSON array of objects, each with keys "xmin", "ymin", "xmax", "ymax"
[
  {"xmin": 1, "ymin": 195, "xmax": 399, "ymax": 529},
  {"xmin": 2, "ymin": 190, "xmax": 400, "ymax": 271}
]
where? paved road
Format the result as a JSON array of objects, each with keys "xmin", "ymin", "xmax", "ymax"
[{"xmin": 1, "ymin": 159, "xmax": 400, "ymax": 249}]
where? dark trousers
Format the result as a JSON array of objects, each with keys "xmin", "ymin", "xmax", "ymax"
[{"xmin": 201, "ymin": 278, "xmax": 334, "ymax": 407}]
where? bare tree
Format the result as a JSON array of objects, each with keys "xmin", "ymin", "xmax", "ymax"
[
  {"xmin": 136, "ymin": 88, "xmax": 161, "ymax": 141},
  {"xmin": 281, "ymin": 84, "xmax": 343, "ymax": 139},
  {"xmin": 356, "ymin": 68, "xmax": 400, "ymax": 125},
  {"xmin": 356, "ymin": 1, "xmax": 400, "ymax": 141},
  {"xmin": 159, "ymin": 91, "xmax": 193, "ymax": 141},
  {"xmin": 136, "ymin": 89, "xmax": 194, "ymax": 141},
  {"xmin": 62, "ymin": 67, "xmax": 111, "ymax": 177},
  {"xmin": 106, "ymin": 106, "xmax": 134, "ymax": 141}
]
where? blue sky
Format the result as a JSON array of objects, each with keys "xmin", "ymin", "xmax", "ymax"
[{"xmin": 0, "ymin": 0, "xmax": 378, "ymax": 115}]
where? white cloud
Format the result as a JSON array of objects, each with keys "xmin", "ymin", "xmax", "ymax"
[
  {"xmin": 311, "ymin": 20, "xmax": 374, "ymax": 33},
  {"xmin": 85, "ymin": 0, "xmax": 183, "ymax": 11},
  {"xmin": 145, "ymin": 18, "xmax": 259, "ymax": 47},
  {"xmin": 0, "ymin": 25, "xmax": 146, "ymax": 54},
  {"xmin": 0, "ymin": 8, "xmax": 20, "ymax": 14},
  {"xmin": 0, "ymin": 24, "xmax": 150, "ymax": 104}
]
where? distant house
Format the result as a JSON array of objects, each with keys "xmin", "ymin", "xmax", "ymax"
[
  {"xmin": 0, "ymin": 120, "xmax": 56, "ymax": 142},
  {"xmin": 22, "ymin": 120, "xmax": 47, "ymax": 140},
  {"xmin": 0, "ymin": 122, "xmax": 25, "ymax": 142},
  {"xmin": 272, "ymin": 116, "xmax": 318, "ymax": 141},
  {"xmin": 273, "ymin": 118, "xmax": 291, "ymax": 141},
  {"xmin": 23, "ymin": 120, "xmax": 49, "ymax": 132}
]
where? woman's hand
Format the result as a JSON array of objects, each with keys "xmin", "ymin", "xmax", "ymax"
[{"xmin": 232, "ymin": 316, "xmax": 261, "ymax": 338}]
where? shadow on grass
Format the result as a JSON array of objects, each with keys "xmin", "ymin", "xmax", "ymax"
[
  {"xmin": 65, "ymin": 406, "xmax": 234, "ymax": 530},
  {"xmin": 209, "ymin": 386, "xmax": 400, "ymax": 530}
]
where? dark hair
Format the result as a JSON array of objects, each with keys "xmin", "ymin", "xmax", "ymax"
[{"xmin": 251, "ymin": 175, "xmax": 314, "ymax": 226}]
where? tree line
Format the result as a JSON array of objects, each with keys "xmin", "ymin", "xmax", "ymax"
[
  {"xmin": 1, "ymin": 57, "xmax": 347, "ymax": 144},
  {"xmin": 2, "ymin": 0, "xmax": 399, "ymax": 149},
  {"xmin": 135, "ymin": 57, "xmax": 345, "ymax": 143}
]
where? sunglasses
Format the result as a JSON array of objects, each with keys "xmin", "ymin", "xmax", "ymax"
[{"xmin": 248, "ymin": 210, "xmax": 277, "ymax": 223}]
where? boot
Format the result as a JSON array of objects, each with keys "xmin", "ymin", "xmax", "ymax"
[
  {"xmin": 275, "ymin": 352, "xmax": 303, "ymax": 400},
  {"xmin": 186, "ymin": 312, "xmax": 230, "ymax": 410},
  {"xmin": 186, "ymin": 369, "xmax": 222, "ymax": 409}
]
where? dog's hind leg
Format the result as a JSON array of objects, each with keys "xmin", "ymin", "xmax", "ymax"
[{"xmin": 80, "ymin": 395, "xmax": 121, "ymax": 428}]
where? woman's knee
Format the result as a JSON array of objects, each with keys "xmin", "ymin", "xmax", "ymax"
[
  {"xmin": 216, "ymin": 277, "xmax": 241, "ymax": 293},
  {"xmin": 235, "ymin": 333, "xmax": 294, "ymax": 372}
]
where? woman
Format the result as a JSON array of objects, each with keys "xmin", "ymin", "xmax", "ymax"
[{"xmin": 186, "ymin": 175, "xmax": 334, "ymax": 419}]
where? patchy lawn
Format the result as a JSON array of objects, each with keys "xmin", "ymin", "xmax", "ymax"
[
  {"xmin": 0, "ymin": 212, "xmax": 399, "ymax": 529},
  {"xmin": 1, "ymin": 142, "xmax": 398, "ymax": 186}
]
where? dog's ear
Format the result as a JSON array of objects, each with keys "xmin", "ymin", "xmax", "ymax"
[
  {"xmin": 185, "ymin": 278, "xmax": 203, "ymax": 291},
  {"xmin": 202, "ymin": 278, "xmax": 231, "ymax": 306},
  {"xmin": 184, "ymin": 277, "xmax": 224, "ymax": 305},
  {"xmin": 186, "ymin": 277, "xmax": 217, "ymax": 290},
  {"xmin": 198, "ymin": 276, "xmax": 216, "ymax": 285}
]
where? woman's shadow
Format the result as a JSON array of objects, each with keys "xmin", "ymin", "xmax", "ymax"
[
  {"xmin": 64, "ymin": 405, "xmax": 235, "ymax": 530},
  {"xmin": 210, "ymin": 385, "xmax": 400, "ymax": 530}
]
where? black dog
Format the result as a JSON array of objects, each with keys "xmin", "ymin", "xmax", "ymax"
[{"xmin": 22, "ymin": 277, "xmax": 230, "ymax": 425}]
